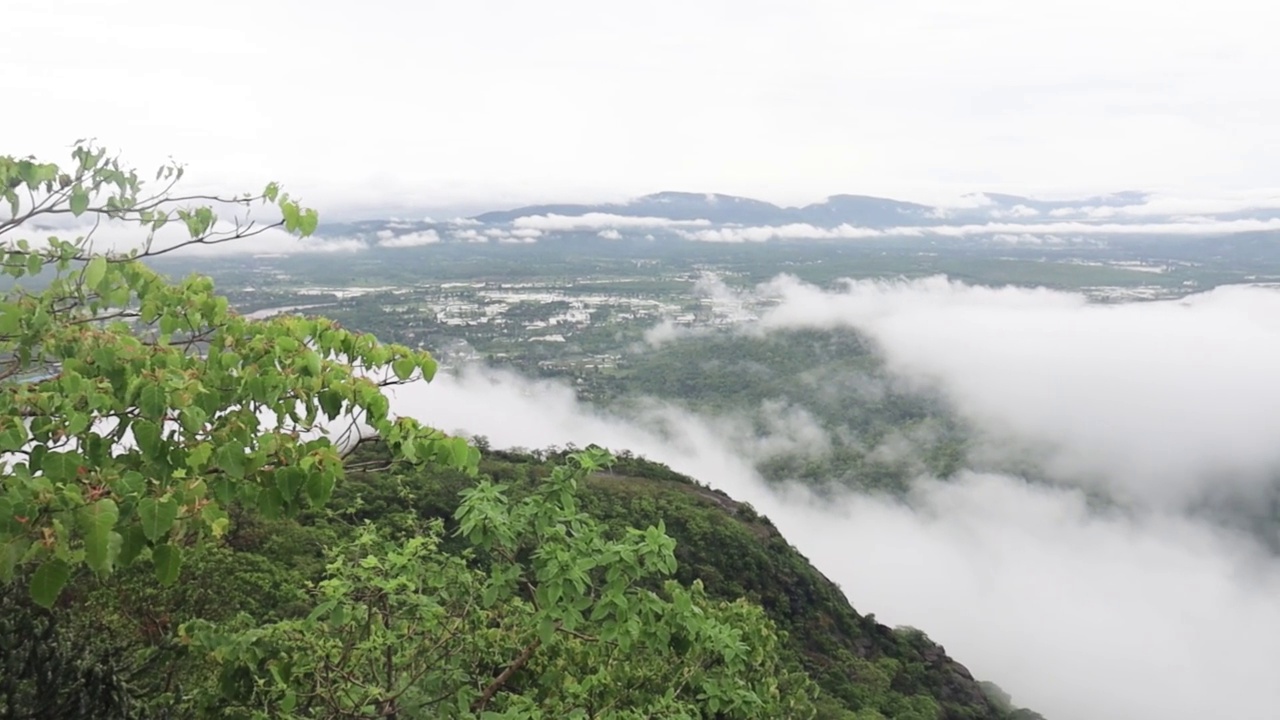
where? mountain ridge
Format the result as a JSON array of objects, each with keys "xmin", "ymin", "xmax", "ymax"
[{"xmin": 471, "ymin": 189, "xmax": 1155, "ymax": 228}]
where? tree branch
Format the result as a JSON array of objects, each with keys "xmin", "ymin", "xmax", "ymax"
[{"xmin": 470, "ymin": 627, "xmax": 554, "ymax": 713}]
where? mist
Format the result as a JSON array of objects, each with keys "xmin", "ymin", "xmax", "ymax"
[
  {"xmin": 377, "ymin": 276, "xmax": 1280, "ymax": 720},
  {"xmin": 758, "ymin": 276, "xmax": 1280, "ymax": 509}
]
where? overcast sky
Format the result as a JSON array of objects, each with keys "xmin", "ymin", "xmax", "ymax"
[{"xmin": 5, "ymin": 0, "xmax": 1278, "ymax": 216}]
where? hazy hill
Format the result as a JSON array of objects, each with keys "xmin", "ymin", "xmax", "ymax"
[
  {"xmin": 470, "ymin": 189, "xmax": 1162, "ymax": 228},
  {"xmin": 473, "ymin": 191, "xmax": 940, "ymax": 227}
]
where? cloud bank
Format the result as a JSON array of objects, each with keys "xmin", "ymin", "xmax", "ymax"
[
  {"xmin": 512, "ymin": 213, "xmax": 713, "ymax": 231},
  {"xmin": 377, "ymin": 276, "xmax": 1280, "ymax": 720},
  {"xmin": 385, "ymin": 362, "xmax": 1280, "ymax": 720},
  {"xmin": 676, "ymin": 217, "xmax": 1280, "ymax": 243},
  {"xmin": 756, "ymin": 276, "xmax": 1280, "ymax": 510},
  {"xmin": 376, "ymin": 229, "xmax": 441, "ymax": 248}
]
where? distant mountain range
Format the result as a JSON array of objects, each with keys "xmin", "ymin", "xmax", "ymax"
[
  {"xmin": 315, "ymin": 189, "xmax": 1280, "ymax": 247},
  {"xmin": 471, "ymin": 190, "xmax": 1157, "ymax": 228}
]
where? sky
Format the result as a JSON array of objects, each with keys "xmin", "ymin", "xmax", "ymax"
[
  {"xmin": 5, "ymin": 0, "xmax": 1280, "ymax": 217},
  {"xmin": 381, "ymin": 277, "xmax": 1280, "ymax": 720}
]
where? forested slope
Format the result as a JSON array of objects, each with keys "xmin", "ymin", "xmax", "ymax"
[{"xmin": 1, "ymin": 444, "xmax": 1045, "ymax": 719}]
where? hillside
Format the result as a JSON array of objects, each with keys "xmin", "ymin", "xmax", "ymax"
[
  {"xmin": 0, "ymin": 444, "xmax": 1044, "ymax": 719},
  {"xmin": 324, "ymin": 444, "xmax": 1045, "ymax": 719}
]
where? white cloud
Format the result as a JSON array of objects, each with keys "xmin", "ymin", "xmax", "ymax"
[
  {"xmin": 377, "ymin": 230, "xmax": 441, "ymax": 248},
  {"xmin": 679, "ymin": 223, "xmax": 893, "ymax": 242},
  {"xmin": 450, "ymin": 229, "xmax": 489, "ymax": 243},
  {"xmin": 677, "ymin": 217, "xmax": 1280, "ymax": 242},
  {"xmin": 512, "ymin": 213, "xmax": 712, "ymax": 231},
  {"xmin": 1104, "ymin": 190, "xmax": 1280, "ymax": 217},
  {"xmin": 597, "ymin": 228, "xmax": 623, "ymax": 240},
  {"xmin": 381, "ymin": 364, "xmax": 1280, "ymax": 720},
  {"xmin": 756, "ymin": 276, "xmax": 1280, "ymax": 509},
  {"xmin": 641, "ymin": 320, "xmax": 691, "ymax": 347},
  {"xmin": 987, "ymin": 233, "xmax": 1075, "ymax": 246},
  {"xmin": 15, "ymin": 218, "xmax": 365, "ymax": 256},
  {"xmin": 990, "ymin": 204, "xmax": 1040, "ymax": 218}
]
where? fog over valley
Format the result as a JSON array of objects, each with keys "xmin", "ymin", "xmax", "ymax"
[{"xmin": 380, "ymin": 277, "xmax": 1280, "ymax": 720}]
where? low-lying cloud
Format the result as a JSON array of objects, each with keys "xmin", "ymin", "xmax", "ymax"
[
  {"xmin": 385, "ymin": 363, "xmax": 1280, "ymax": 720},
  {"xmin": 376, "ymin": 229, "xmax": 441, "ymax": 248},
  {"xmin": 755, "ymin": 275, "xmax": 1280, "ymax": 510},
  {"xmin": 15, "ymin": 219, "xmax": 367, "ymax": 256},
  {"xmin": 511, "ymin": 212, "xmax": 712, "ymax": 231},
  {"xmin": 676, "ymin": 217, "xmax": 1280, "ymax": 243},
  {"xmin": 448, "ymin": 227, "xmax": 543, "ymax": 244}
]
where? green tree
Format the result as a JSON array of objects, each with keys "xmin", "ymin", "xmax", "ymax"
[
  {"xmin": 0, "ymin": 144, "xmax": 476, "ymax": 607},
  {"xmin": 184, "ymin": 448, "xmax": 818, "ymax": 719}
]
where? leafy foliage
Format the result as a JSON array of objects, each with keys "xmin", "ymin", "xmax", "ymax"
[
  {"xmin": 184, "ymin": 448, "xmax": 817, "ymax": 718},
  {"xmin": 287, "ymin": 444, "xmax": 1038, "ymax": 720},
  {"xmin": 0, "ymin": 144, "xmax": 474, "ymax": 608}
]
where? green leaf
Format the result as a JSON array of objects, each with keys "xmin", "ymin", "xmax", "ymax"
[
  {"xmin": 257, "ymin": 487, "xmax": 284, "ymax": 519},
  {"xmin": 65, "ymin": 412, "xmax": 89, "ymax": 437},
  {"xmin": 30, "ymin": 558, "xmax": 71, "ymax": 608},
  {"xmin": 0, "ymin": 536, "xmax": 31, "ymax": 582},
  {"xmin": 318, "ymin": 390, "xmax": 343, "ymax": 420},
  {"xmin": 69, "ymin": 184, "xmax": 90, "ymax": 216},
  {"xmin": 275, "ymin": 466, "xmax": 307, "ymax": 502},
  {"xmin": 153, "ymin": 543, "xmax": 182, "ymax": 585},
  {"xmin": 84, "ymin": 256, "xmax": 107, "ymax": 290},
  {"xmin": 179, "ymin": 406, "xmax": 207, "ymax": 435},
  {"xmin": 215, "ymin": 444, "xmax": 245, "ymax": 479},
  {"xmin": 303, "ymin": 471, "xmax": 335, "ymax": 506},
  {"xmin": 450, "ymin": 438, "xmax": 473, "ymax": 469},
  {"xmin": 303, "ymin": 351, "xmax": 321, "ymax": 377},
  {"xmin": 115, "ymin": 470, "xmax": 146, "ymax": 498},
  {"xmin": 0, "ymin": 302, "xmax": 21, "ymax": 335},
  {"xmin": 138, "ymin": 497, "xmax": 179, "ymax": 543},
  {"xmin": 306, "ymin": 599, "xmax": 337, "ymax": 622},
  {"xmin": 79, "ymin": 499, "xmax": 119, "ymax": 574},
  {"xmin": 117, "ymin": 525, "xmax": 147, "ymax": 566},
  {"xmin": 132, "ymin": 419, "xmax": 163, "ymax": 460},
  {"xmin": 138, "ymin": 383, "xmax": 166, "ymax": 421},
  {"xmin": 538, "ymin": 617, "xmax": 557, "ymax": 645},
  {"xmin": 419, "ymin": 354, "xmax": 438, "ymax": 382},
  {"xmin": 186, "ymin": 442, "xmax": 214, "ymax": 470},
  {"xmin": 392, "ymin": 358, "xmax": 415, "ymax": 382},
  {"xmin": 40, "ymin": 451, "xmax": 83, "ymax": 482},
  {"xmin": 298, "ymin": 208, "xmax": 319, "ymax": 236}
]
